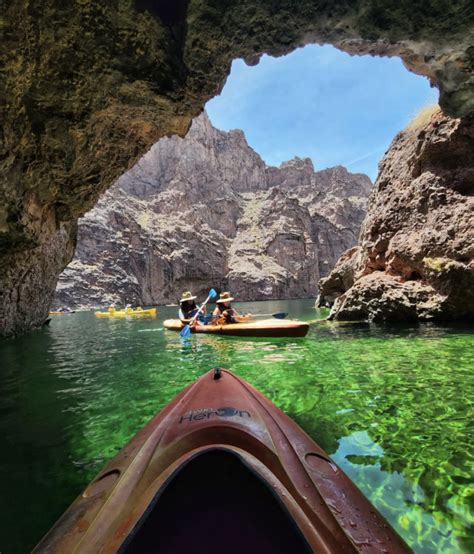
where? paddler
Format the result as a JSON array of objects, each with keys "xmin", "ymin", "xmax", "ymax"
[
  {"xmin": 212, "ymin": 291, "xmax": 242, "ymax": 324},
  {"xmin": 179, "ymin": 291, "xmax": 206, "ymax": 321}
]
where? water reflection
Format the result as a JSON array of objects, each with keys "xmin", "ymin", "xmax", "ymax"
[{"xmin": 333, "ymin": 431, "xmax": 468, "ymax": 553}]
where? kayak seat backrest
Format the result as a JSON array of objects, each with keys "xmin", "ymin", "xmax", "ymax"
[{"xmin": 118, "ymin": 448, "xmax": 313, "ymax": 554}]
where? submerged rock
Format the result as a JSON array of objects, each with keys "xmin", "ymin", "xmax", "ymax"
[
  {"xmin": 318, "ymin": 107, "xmax": 474, "ymax": 322},
  {"xmin": 54, "ymin": 114, "xmax": 371, "ymax": 308}
]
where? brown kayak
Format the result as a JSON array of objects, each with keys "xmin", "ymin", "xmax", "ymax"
[
  {"xmin": 34, "ymin": 369, "xmax": 410, "ymax": 553},
  {"xmin": 164, "ymin": 317, "xmax": 310, "ymax": 337}
]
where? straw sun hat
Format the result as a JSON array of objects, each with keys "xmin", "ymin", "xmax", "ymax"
[
  {"xmin": 216, "ymin": 292, "xmax": 235, "ymax": 303},
  {"xmin": 180, "ymin": 291, "xmax": 197, "ymax": 303}
]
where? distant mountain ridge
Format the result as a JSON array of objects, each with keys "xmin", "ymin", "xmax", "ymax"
[{"xmin": 54, "ymin": 112, "xmax": 371, "ymax": 308}]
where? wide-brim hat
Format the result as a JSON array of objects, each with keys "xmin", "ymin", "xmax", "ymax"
[
  {"xmin": 180, "ymin": 291, "xmax": 197, "ymax": 303},
  {"xmin": 216, "ymin": 292, "xmax": 234, "ymax": 303}
]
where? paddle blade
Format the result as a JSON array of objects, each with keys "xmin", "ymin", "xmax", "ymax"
[
  {"xmin": 208, "ymin": 288, "xmax": 218, "ymax": 299},
  {"xmin": 272, "ymin": 312, "xmax": 288, "ymax": 319},
  {"xmin": 180, "ymin": 324, "xmax": 191, "ymax": 338}
]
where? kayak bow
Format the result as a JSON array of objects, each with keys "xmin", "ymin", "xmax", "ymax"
[{"xmin": 34, "ymin": 369, "xmax": 410, "ymax": 553}]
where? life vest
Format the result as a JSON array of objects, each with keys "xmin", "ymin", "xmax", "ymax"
[
  {"xmin": 180, "ymin": 301, "xmax": 198, "ymax": 320},
  {"xmin": 216, "ymin": 303, "xmax": 236, "ymax": 324}
]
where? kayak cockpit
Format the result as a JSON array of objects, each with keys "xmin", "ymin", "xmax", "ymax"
[{"xmin": 119, "ymin": 448, "xmax": 312, "ymax": 554}]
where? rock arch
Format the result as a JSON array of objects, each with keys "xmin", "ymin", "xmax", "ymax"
[{"xmin": 1, "ymin": 0, "xmax": 473, "ymax": 335}]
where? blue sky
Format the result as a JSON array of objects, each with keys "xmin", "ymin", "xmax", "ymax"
[{"xmin": 206, "ymin": 45, "xmax": 438, "ymax": 182}]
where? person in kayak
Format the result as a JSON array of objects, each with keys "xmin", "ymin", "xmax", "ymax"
[
  {"xmin": 212, "ymin": 292, "xmax": 242, "ymax": 324},
  {"xmin": 179, "ymin": 291, "xmax": 207, "ymax": 321}
]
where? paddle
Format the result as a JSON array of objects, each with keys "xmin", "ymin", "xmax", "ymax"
[
  {"xmin": 250, "ymin": 312, "xmax": 288, "ymax": 319},
  {"xmin": 180, "ymin": 288, "xmax": 218, "ymax": 338}
]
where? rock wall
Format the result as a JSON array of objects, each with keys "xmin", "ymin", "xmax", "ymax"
[
  {"xmin": 318, "ymin": 107, "xmax": 474, "ymax": 321},
  {"xmin": 54, "ymin": 114, "xmax": 371, "ymax": 307},
  {"xmin": 2, "ymin": 0, "xmax": 473, "ymax": 334}
]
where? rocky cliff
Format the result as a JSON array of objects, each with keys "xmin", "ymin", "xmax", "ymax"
[
  {"xmin": 318, "ymin": 107, "xmax": 474, "ymax": 321},
  {"xmin": 2, "ymin": 1, "xmax": 473, "ymax": 335},
  {"xmin": 54, "ymin": 113, "xmax": 371, "ymax": 307}
]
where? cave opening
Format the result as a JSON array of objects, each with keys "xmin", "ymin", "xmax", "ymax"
[
  {"xmin": 53, "ymin": 43, "xmax": 439, "ymax": 311},
  {"xmin": 206, "ymin": 44, "xmax": 439, "ymax": 182},
  {"xmin": 1, "ymin": 6, "xmax": 473, "ymax": 553}
]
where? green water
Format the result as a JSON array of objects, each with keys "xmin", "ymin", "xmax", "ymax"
[{"xmin": 0, "ymin": 299, "xmax": 472, "ymax": 553}]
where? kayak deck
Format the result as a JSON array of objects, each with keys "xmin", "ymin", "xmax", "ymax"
[
  {"xmin": 35, "ymin": 369, "xmax": 410, "ymax": 553},
  {"xmin": 164, "ymin": 318, "xmax": 309, "ymax": 337}
]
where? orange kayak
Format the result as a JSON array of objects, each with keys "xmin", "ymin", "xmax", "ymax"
[
  {"xmin": 34, "ymin": 369, "xmax": 410, "ymax": 553},
  {"xmin": 163, "ymin": 318, "xmax": 309, "ymax": 337}
]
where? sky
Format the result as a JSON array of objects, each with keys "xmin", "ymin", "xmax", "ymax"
[{"xmin": 206, "ymin": 44, "xmax": 439, "ymax": 182}]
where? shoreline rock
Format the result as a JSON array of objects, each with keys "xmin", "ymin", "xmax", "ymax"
[{"xmin": 318, "ymin": 107, "xmax": 474, "ymax": 322}]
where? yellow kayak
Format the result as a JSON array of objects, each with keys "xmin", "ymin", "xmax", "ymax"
[
  {"xmin": 49, "ymin": 311, "xmax": 75, "ymax": 315},
  {"xmin": 95, "ymin": 307, "xmax": 157, "ymax": 318}
]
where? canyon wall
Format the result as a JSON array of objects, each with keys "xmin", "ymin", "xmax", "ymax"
[
  {"xmin": 318, "ymin": 107, "xmax": 474, "ymax": 322},
  {"xmin": 54, "ymin": 113, "xmax": 371, "ymax": 307},
  {"xmin": 2, "ymin": 1, "xmax": 473, "ymax": 334}
]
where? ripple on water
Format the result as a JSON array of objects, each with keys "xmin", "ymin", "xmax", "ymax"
[{"xmin": 0, "ymin": 301, "xmax": 473, "ymax": 554}]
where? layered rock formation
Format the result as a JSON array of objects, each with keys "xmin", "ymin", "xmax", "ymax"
[
  {"xmin": 318, "ymin": 107, "xmax": 474, "ymax": 321},
  {"xmin": 2, "ymin": 1, "xmax": 473, "ymax": 334},
  {"xmin": 54, "ymin": 113, "xmax": 371, "ymax": 308}
]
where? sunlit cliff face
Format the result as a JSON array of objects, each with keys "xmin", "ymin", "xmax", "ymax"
[{"xmin": 1, "ymin": 0, "xmax": 473, "ymax": 335}]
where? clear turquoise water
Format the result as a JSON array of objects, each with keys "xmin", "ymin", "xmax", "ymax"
[{"xmin": 0, "ymin": 299, "xmax": 472, "ymax": 553}]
